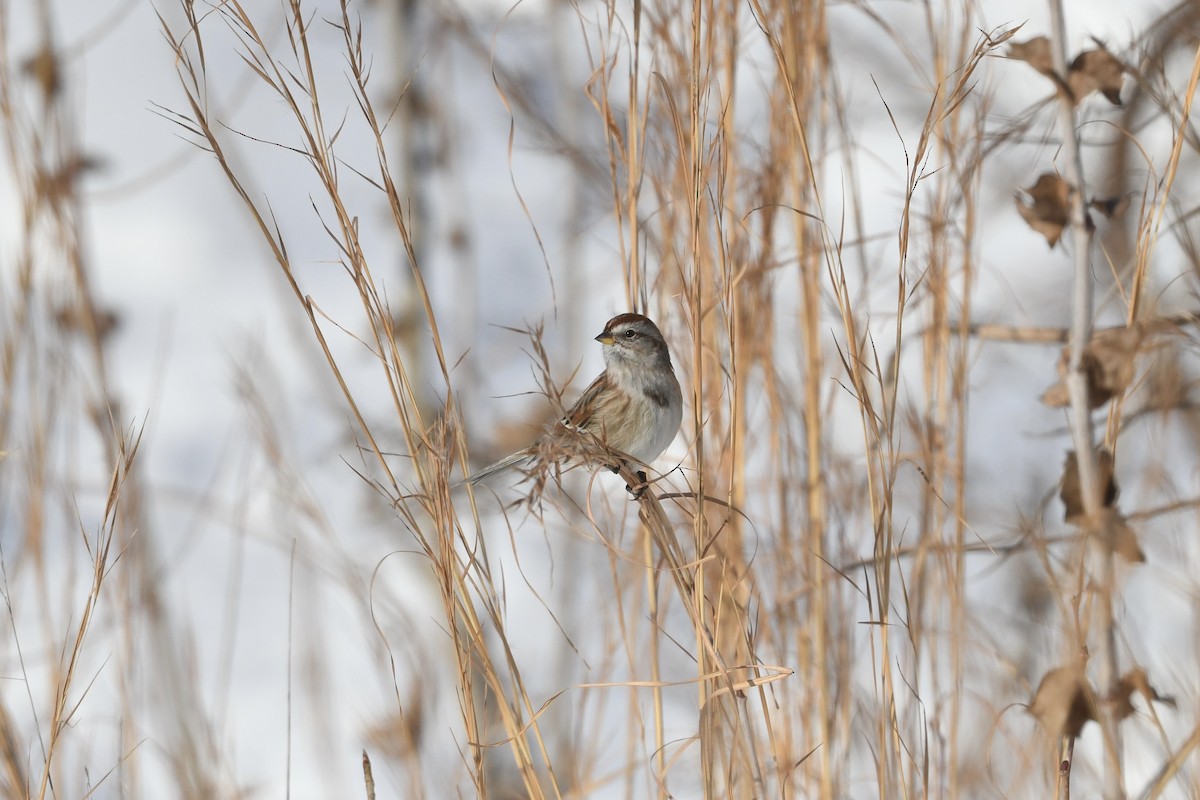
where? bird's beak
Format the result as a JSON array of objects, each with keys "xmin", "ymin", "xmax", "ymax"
[{"xmin": 595, "ymin": 331, "xmax": 615, "ymax": 345}]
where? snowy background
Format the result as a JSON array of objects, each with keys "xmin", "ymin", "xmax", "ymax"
[{"xmin": 2, "ymin": 0, "xmax": 1198, "ymax": 797}]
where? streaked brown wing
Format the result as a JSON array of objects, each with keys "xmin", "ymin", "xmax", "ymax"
[{"xmin": 561, "ymin": 371, "xmax": 609, "ymax": 431}]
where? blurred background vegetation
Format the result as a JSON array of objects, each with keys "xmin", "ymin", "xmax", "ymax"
[{"xmin": 3, "ymin": 0, "xmax": 1200, "ymax": 797}]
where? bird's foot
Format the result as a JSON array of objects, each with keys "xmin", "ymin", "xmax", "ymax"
[{"xmin": 625, "ymin": 470, "xmax": 649, "ymax": 500}]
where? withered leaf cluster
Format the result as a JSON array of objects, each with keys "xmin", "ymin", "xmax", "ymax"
[
  {"xmin": 1058, "ymin": 447, "xmax": 1144, "ymax": 562},
  {"xmin": 1041, "ymin": 321, "xmax": 1180, "ymax": 410},
  {"xmin": 1030, "ymin": 663, "xmax": 1172, "ymax": 739},
  {"xmin": 1042, "ymin": 325, "xmax": 1143, "ymax": 409},
  {"xmin": 1010, "ymin": 37, "xmax": 1127, "ymax": 243},
  {"xmin": 1008, "ymin": 35, "xmax": 1125, "ymax": 105}
]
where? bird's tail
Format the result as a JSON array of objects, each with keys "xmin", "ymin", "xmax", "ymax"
[{"xmin": 461, "ymin": 450, "xmax": 532, "ymax": 486}]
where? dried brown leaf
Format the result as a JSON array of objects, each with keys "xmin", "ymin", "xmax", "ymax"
[
  {"xmin": 1142, "ymin": 348, "xmax": 1191, "ymax": 412},
  {"xmin": 1060, "ymin": 447, "xmax": 1117, "ymax": 523},
  {"xmin": 33, "ymin": 153, "xmax": 104, "ymax": 205},
  {"xmin": 1029, "ymin": 664, "xmax": 1096, "ymax": 739},
  {"xmin": 1089, "ymin": 195, "xmax": 1130, "ymax": 219},
  {"xmin": 365, "ymin": 696, "xmax": 424, "ymax": 760},
  {"xmin": 54, "ymin": 305, "xmax": 120, "ymax": 341},
  {"xmin": 1017, "ymin": 566, "xmax": 1054, "ymax": 621},
  {"xmin": 1040, "ymin": 379, "xmax": 1070, "ymax": 408},
  {"xmin": 1080, "ymin": 508, "xmax": 1144, "ymax": 563},
  {"xmin": 1041, "ymin": 376, "xmax": 1070, "ymax": 407},
  {"xmin": 1086, "ymin": 326, "xmax": 1141, "ymax": 402},
  {"xmin": 1110, "ymin": 668, "xmax": 1175, "ymax": 720},
  {"xmin": 1068, "ymin": 48, "xmax": 1124, "ymax": 105},
  {"xmin": 1017, "ymin": 173, "xmax": 1072, "ymax": 247},
  {"xmin": 22, "ymin": 45, "xmax": 61, "ymax": 100},
  {"xmin": 1108, "ymin": 515, "xmax": 1144, "ymax": 563},
  {"xmin": 1008, "ymin": 36, "xmax": 1054, "ymax": 76},
  {"xmin": 1042, "ymin": 325, "xmax": 1143, "ymax": 409}
]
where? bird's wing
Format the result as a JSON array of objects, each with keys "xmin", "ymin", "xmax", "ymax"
[{"xmin": 559, "ymin": 369, "xmax": 609, "ymax": 431}]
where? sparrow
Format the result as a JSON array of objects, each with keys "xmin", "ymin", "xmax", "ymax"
[{"xmin": 465, "ymin": 313, "xmax": 682, "ymax": 496}]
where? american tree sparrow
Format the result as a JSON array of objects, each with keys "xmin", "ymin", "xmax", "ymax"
[{"xmin": 465, "ymin": 313, "xmax": 683, "ymax": 495}]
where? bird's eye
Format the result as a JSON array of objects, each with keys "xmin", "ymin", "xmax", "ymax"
[{"xmin": 624, "ymin": 329, "xmax": 637, "ymax": 339}]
